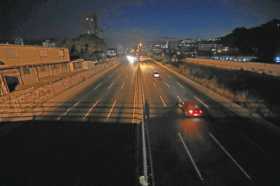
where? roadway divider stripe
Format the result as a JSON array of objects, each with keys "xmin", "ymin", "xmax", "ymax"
[
  {"xmin": 160, "ymin": 96, "xmax": 167, "ymax": 107},
  {"xmin": 83, "ymin": 99, "xmax": 100, "ymax": 120},
  {"xmin": 177, "ymin": 95, "xmax": 183, "ymax": 103},
  {"xmin": 164, "ymin": 82, "xmax": 170, "ymax": 88},
  {"xmin": 176, "ymin": 81, "xmax": 185, "ymax": 89},
  {"xmin": 57, "ymin": 101, "xmax": 81, "ymax": 120},
  {"xmin": 209, "ymin": 132, "xmax": 252, "ymax": 181},
  {"xmin": 106, "ymin": 99, "xmax": 117, "ymax": 120},
  {"xmin": 194, "ymin": 96, "xmax": 209, "ymax": 109},
  {"xmin": 178, "ymin": 132, "xmax": 205, "ymax": 182}
]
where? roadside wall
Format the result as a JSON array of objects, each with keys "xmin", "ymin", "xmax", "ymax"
[
  {"xmin": 185, "ymin": 58, "xmax": 280, "ymax": 77},
  {"xmin": 0, "ymin": 44, "xmax": 70, "ymax": 67}
]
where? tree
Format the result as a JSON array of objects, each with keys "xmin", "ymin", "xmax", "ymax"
[{"xmin": 221, "ymin": 19, "xmax": 280, "ymax": 62}]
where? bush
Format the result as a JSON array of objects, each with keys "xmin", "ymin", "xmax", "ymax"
[{"xmin": 173, "ymin": 63, "xmax": 280, "ymax": 118}]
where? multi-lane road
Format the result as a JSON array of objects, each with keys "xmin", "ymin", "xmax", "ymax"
[{"xmin": 0, "ymin": 57, "xmax": 280, "ymax": 186}]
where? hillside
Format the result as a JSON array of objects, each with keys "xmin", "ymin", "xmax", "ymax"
[{"xmin": 221, "ymin": 19, "xmax": 280, "ymax": 62}]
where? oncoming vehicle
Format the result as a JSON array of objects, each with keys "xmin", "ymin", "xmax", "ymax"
[
  {"xmin": 153, "ymin": 71, "xmax": 160, "ymax": 78},
  {"xmin": 178, "ymin": 100, "xmax": 204, "ymax": 117}
]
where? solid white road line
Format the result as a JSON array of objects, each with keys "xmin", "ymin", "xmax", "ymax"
[
  {"xmin": 178, "ymin": 132, "xmax": 204, "ymax": 182},
  {"xmin": 106, "ymin": 99, "xmax": 117, "ymax": 120},
  {"xmin": 57, "ymin": 101, "xmax": 81, "ymax": 120},
  {"xmin": 83, "ymin": 100, "xmax": 100, "ymax": 120},
  {"xmin": 159, "ymin": 96, "xmax": 167, "ymax": 107},
  {"xmin": 194, "ymin": 96, "xmax": 209, "ymax": 109},
  {"xmin": 176, "ymin": 81, "xmax": 185, "ymax": 89},
  {"xmin": 209, "ymin": 132, "xmax": 252, "ymax": 181},
  {"xmin": 164, "ymin": 82, "xmax": 170, "ymax": 88}
]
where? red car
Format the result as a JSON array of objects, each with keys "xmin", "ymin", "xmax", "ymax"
[{"xmin": 178, "ymin": 100, "xmax": 204, "ymax": 117}]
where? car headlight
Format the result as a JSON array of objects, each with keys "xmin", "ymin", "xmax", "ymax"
[{"xmin": 126, "ymin": 55, "xmax": 136, "ymax": 64}]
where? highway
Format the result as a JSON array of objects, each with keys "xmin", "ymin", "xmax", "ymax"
[{"xmin": 0, "ymin": 57, "xmax": 280, "ymax": 186}]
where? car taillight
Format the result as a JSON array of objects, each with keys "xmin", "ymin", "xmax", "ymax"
[{"xmin": 189, "ymin": 109, "xmax": 203, "ymax": 116}]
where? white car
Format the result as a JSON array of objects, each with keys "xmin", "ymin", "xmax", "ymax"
[{"xmin": 153, "ymin": 72, "xmax": 160, "ymax": 78}]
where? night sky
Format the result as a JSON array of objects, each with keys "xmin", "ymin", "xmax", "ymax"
[{"xmin": 0, "ymin": 0, "xmax": 280, "ymax": 46}]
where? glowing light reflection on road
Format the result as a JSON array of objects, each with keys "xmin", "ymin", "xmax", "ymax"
[{"xmin": 177, "ymin": 118, "xmax": 207, "ymax": 141}]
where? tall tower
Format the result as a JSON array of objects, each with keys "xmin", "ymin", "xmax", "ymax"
[{"xmin": 82, "ymin": 13, "xmax": 99, "ymax": 35}]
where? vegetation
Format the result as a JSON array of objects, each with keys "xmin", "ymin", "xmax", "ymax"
[
  {"xmin": 172, "ymin": 62, "xmax": 280, "ymax": 119},
  {"xmin": 221, "ymin": 19, "xmax": 280, "ymax": 62}
]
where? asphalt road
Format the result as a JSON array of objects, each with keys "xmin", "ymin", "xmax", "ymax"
[
  {"xmin": 0, "ymin": 57, "xmax": 280, "ymax": 186},
  {"xmin": 141, "ymin": 61, "xmax": 280, "ymax": 186},
  {"xmin": 53, "ymin": 58, "xmax": 141, "ymax": 123}
]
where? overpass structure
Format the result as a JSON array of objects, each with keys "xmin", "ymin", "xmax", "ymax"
[{"xmin": 0, "ymin": 44, "xmax": 92, "ymax": 96}]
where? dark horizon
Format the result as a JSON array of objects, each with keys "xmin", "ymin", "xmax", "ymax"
[{"xmin": 1, "ymin": 0, "xmax": 280, "ymax": 47}]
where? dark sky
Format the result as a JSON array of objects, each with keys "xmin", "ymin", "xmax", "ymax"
[{"xmin": 1, "ymin": 0, "xmax": 280, "ymax": 47}]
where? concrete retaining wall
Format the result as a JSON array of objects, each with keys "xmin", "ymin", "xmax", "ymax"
[{"xmin": 185, "ymin": 58, "xmax": 280, "ymax": 76}]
